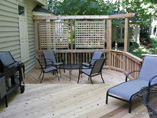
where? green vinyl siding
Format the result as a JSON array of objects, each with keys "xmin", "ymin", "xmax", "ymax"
[{"xmin": 0, "ymin": 0, "xmax": 45, "ymax": 74}]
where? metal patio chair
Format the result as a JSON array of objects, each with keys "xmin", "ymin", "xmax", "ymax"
[
  {"xmin": 106, "ymin": 56, "xmax": 157, "ymax": 113},
  {"xmin": 43, "ymin": 51, "xmax": 63, "ymax": 77},
  {"xmin": 35, "ymin": 56, "xmax": 59, "ymax": 83},
  {"xmin": 138, "ymin": 85, "xmax": 157, "ymax": 118},
  {"xmin": 82, "ymin": 51, "xmax": 104, "ymax": 68},
  {"xmin": 78, "ymin": 59, "xmax": 106, "ymax": 84}
]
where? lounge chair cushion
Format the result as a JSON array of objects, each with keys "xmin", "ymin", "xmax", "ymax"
[
  {"xmin": 108, "ymin": 79, "xmax": 149, "ymax": 100},
  {"xmin": 138, "ymin": 56, "xmax": 157, "ymax": 84}
]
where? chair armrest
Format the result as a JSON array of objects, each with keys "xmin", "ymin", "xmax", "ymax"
[
  {"xmin": 148, "ymin": 75, "xmax": 157, "ymax": 87},
  {"xmin": 125, "ymin": 70, "xmax": 140, "ymax": 82}
]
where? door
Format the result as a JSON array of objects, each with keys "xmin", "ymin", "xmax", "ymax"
[{"xmin": 18, "ymin": 3, "xmax": 29, "ymax": 62}]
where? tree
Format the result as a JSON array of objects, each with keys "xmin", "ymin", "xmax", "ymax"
[{"xmin": 48, "ymin": 0, "xmax": 119, "ymax": 15}]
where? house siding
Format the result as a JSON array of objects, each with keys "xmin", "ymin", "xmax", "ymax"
[{"xmin": 0, "ymin": 0, "xmax": 41, "ymax": 74}]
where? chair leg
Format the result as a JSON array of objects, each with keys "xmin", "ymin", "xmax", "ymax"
[
  {"xmin": 89, "ymin": 77, "xmax": 93, "ymax": 84},
  {"xmin": 129, "ymin": 101, "xmax": 132, "ymax": 113},
  {"xmin": 5, "ymin": 96, "xmax": 8, "ymax": 107},
  {"xmin": 106, "ymin": 92, "xmax": 108, "ymax": 104},
  {"xmin": 77, "ymin": 72, "xmax": 80, "ymax": 83},
  {"xmin": 56, "ymin": 70, "xmax": 60, "ymax": 81},
  {"xmin": 40, "ymin": 73, "xmax": 44, "ymax": 83},
  {"xmin": 101, "ymin": 73, "xmax": 105, "ymax": 83},
  {"xmin": 59, "ymin": 69, "xmax": 61, "ymax": 78},
  {"xmin": 38, "ymin": 70, "xmax": 42, "ymax": 79}
]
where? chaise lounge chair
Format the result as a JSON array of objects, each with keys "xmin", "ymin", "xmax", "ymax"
[{"xmin": 106, "ymin": 56, "xmax": 157, "ymax": 113}]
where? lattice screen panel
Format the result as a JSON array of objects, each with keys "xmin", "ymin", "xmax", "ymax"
[
  {"xmin": 39, "ymin": 21, "xmax": 69, "ymax": 49},
  {"xmin": 75, "ymin": 21, "xmax": 105, "ymax": 48}
]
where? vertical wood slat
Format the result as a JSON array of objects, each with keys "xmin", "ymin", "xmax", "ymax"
[
  {"xmin": 124, "ymin": 18, "xmax": 128, "ymax": 52},
  {"xmin": 71, "ymin": 20, "xmax": 73, "ymax": 64}
]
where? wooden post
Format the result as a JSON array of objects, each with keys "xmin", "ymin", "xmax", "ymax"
[
  {"xmin": 107, "ymin": 19, "xmax": 112, "ymax": 69},
  {"xmin": 71, "ymin": 19, "xmax": 73, "ymax": 64},
  {"xmin": 124, "ymin": 18, "xmax": 128, "ymax": 52},
  {"xmin": 35, "ymin": 20, "xmax": 39, "ymax": 68}
]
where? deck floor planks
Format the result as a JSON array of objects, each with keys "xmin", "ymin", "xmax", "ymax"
[{"xmin": 0, "ymin": 69, "xmax": 152, "ymax": 118}]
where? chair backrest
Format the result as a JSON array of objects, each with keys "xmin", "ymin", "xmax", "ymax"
[
  {"xmin": 138, "ymin": 56, "xmax": 157, "ymax": 84},
  {"xmin": 91, "ymin": 59, "xmax": 106, "ymax": 75},
  {"xmin": 90, "ymin": 51, "xmax": 104, "ymax": 65},
  {"xmin": 35, "ymin": 56, "xmax": 44, "ymax": 70},
  {"xmin": 43, "ymin": 51, "xmax": 56, "ymax": 65}
]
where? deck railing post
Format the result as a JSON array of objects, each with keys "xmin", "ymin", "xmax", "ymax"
[
  {"xmin": 107, "ymin": 19, "xmax": 112, "ymax": 69},
  {"xmin": 71, "ymin": 19, "xmax": 73, "ymax": 64},
  {"xmin": 124, "ymin": 17, "xmax": 129, "ymax": 52}
]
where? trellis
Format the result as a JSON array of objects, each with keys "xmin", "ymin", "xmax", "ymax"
[
  {"xmin": 39, "ymin": 21, "xmax": 69, "ymax": 49},
  {"xmin": 34, "ymin": 13, "xmax": 136, "ymax": 67},
  {"xmin": 75, "ymin": 21, "xmax": 105, "ymax": 48}
]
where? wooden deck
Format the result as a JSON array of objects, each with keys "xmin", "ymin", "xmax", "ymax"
[{"xmin": 0, "ymin": 69, "xmax": 151, "ymax": 118}]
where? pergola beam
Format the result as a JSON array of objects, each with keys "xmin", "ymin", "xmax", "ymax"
[{"xmin": 33, "ymin": 13, "xmax": 135, "ymax": 20}]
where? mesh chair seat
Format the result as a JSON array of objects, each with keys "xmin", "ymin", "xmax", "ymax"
[
  {"xmin": 44, "ymin": 66, "xmax": 57, "ymax": 73},
  {"xmin": 82, "ymin": 69, "xmax": 92, "ymax": 76},
  {"xmin": 109, "ymin": 80, "xmax": 149, "ymax": 100}
]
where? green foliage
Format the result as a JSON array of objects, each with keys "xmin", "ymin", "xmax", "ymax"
[
  {"xmin": 129, "ymin": 42, "xmax": 139, "ymax": 52},
  {"xmin": 151, "ymin": 43, "xmax": 157, "ymax": 48},
  {"xmin": 130, "ymin": 47, "xmax": 157, "ymax": 58},
  {"xmin": 150, "ymin": 38, "xmax": 157, "ymax": 43},
  {"xmin": 49, "ymin": 0, "xmax": 119, "ymax": 15}
]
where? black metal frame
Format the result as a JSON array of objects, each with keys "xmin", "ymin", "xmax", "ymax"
[
  {"xmin": 138, "ymin": 84, "xmax": 157, "ymax": 118},
  {"xmin": 106, "ymin": 70, "xmax": 157, "ymax": 113},
  {"xmin": 35, "ymin": 56, "xmax": 59, "ymax": 83},
  {"xmin": 77, "ymin": 59, "xmax": 106, "ymax": 84}
]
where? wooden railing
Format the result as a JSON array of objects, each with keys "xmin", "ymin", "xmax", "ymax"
[{"xmin": 36, "ymin": 49, "xmax": 142, "ymax": 80}]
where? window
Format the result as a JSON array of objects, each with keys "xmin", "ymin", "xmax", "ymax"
[{"xmin": 18, "ymin": 5, "xmax": 25, "ymax": 16}]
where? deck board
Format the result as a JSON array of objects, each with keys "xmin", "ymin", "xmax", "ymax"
[{"xmin": 0, "ymin": 69, "xmax": 151, "ymax": 118}]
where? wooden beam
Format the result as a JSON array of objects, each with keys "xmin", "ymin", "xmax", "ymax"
[
  {"xmin": 107, "ymin": 19, "xmax": 112, "ymax": 69},
  {"xmin": 109, "ymin": 13, "xmax": 135, "ymax": 19},
  {"xmin": 33, "ymin": 15, "xmax": 109, "ymax": 20},
  {"xmin": 33, "ymin": 13, "xmax": 135, "ymax": 20},
  {"xmin": 124, "ymin": 18, "xmax": 129, "ymax": 52}
]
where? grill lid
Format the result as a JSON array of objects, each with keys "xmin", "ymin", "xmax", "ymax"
[{"xmin": 0, "ymin": 51, "xmax": 15, "ymax": 67}]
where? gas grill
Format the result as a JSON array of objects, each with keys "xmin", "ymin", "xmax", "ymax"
[{"xmin": 0, "ymin": 51, "xmax": 25, "ymax": 107}]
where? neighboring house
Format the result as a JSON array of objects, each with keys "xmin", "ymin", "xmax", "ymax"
[
  {"xmin": 112, "ymin": 23, "xmax": 140, "ymax": 44},
  {"xmin": 0, "ymin": 0, "xmax": 49, "ymax": 74}
]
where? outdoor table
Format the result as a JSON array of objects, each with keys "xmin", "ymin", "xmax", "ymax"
[{"xmin": 59, "ymin": 64, "xmax": 81, "ymax": 81}]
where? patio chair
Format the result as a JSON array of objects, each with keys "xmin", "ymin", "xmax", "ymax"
[
  {"xmin": 43, "ymin": 51, "xmax": 63, "ymax": 77},
  {"xmin": 82, "ymin": 51, "xmax": 104, "ymax": 68},
  {"xmin": 138, "ymin": 85, "xmax": 157, "ymax": 118},
  {"xmin": 78, "ymin": 59, "xmax": 107, "ymax": 84},
  {"xmin": 35, "ymin": 56, "xmax": 59, "ymax": 83},
  {"xmin": 106, "ymin": 56, "xmax": 157, "ymax": 113}
]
